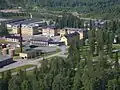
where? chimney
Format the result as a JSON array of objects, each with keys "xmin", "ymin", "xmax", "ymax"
[{"xmin": 19, "ymin": 24, "xmax": 22, "ymax": 53}]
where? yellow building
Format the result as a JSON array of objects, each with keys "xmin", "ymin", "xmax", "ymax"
[
  {"xmin": 12, "ymin": 25, "xmax": 20, "ymax": 34},
  {"xmin": 7, "ymin": 19, "xmax": 46, "ymax": 35},
  {"xmin": 11, "ymin": 25, "xmax": 39, "ymax": 35},
  {"xmin": 42, "ymin": 26, "xmax": 59, "ymax": 37},
  {"xmin": 21, "ymin": 25, "xmax": 39, "ymax": 35},
  {"xmin": 60, "ymin": 36, "xmax": 68, "ymax": 46},
  {"xmin": 60, "ymin": 28, "xmax": 87, "ymax": 40},
  {"xmin": 60, "ymin": 32, "xmax": 80, "ymax": 46}
]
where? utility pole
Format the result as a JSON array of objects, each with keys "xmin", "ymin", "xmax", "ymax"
[{"xmin": 19, "ymin": 24, "xmax": 23, "ymax": 53}]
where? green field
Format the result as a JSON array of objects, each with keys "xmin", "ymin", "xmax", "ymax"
[
  {"xmin": 0, "ymin": 65, "xmax": 36, "ymax": 78},
  {"xmin": 113, "ymin": 44, "xmax": 120, "ymax": 49}
]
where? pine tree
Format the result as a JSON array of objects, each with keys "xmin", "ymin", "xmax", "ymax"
[
  {"xmin": 72, "ymin": 64, "xmax": 83, "ymax": 90},
  {"xmin": 21, "ymin": 79, "xmax": 32, "ymax": 90},
  {"xmin": 44, "ymin": 74, "xmax": 53, "ymax": 90},
  {"xmin": 8, "ymin": 75, "xmax": 21, "ymax": 90}
]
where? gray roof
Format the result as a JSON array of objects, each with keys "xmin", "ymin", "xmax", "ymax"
[
  {"xmin": 0, "ymin": 55, "xmax": 11, "ymax": 62},
  {"xmin": 51, "ymin": 36, "xmax": 61, "ymax": 42},
  {"xmin": 65, "ymin": 32, "xmax": 79, "ymax": 38},
  {"xmin": 21, "ymin": 19, "xmax": 41, "ymax": 25},
  {"xmin": 8, "ymin": 19, "xmax": 44, "ymax": 26},
  {"xmin": 64, "ymin": 28, "xmax": 87, "ymax": 32},
  {"xmin": 30, "ymin": 35, "xmax": 53, "ymax": 42}
]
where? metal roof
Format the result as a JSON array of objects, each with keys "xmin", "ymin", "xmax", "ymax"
[
  {"xmin": 30, "ymin": 35, "xmax": 53, "ymax": 42},
  {"xmin": 65, "ymin": 32, "xmax": 79, "ymax": 38},
  {"xmin": 7, "ymin": 19, "xmax": 26, "ymax": 24},
  {"xmin": 5, "ymin": 35, "xmax": 22, "ymax": 39},
  {"xmin": 63, "ymin": 28, "xmax": 87, "ymax": 32}
]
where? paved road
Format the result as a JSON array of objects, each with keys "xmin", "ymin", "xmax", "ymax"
[{"xmin": 0, "ymin": 46, "xmax": 68, "ymax": 72}]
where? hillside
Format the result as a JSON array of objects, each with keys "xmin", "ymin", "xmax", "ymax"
[{"xmin": 1, "ymin": 0, "xmax": 120, "ymax": 19}]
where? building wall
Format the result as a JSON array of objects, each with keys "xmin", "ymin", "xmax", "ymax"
[
  {"xmin": 42, "ymin": 28, "xmax": 58, "ymax": 37},
  {"xmin": 6, "ymin": 38, "xmax": 19, "ymax": 42},
  {"xmin": 60, "ymin": 34, "xmax": 79, "ymax": 46},
  {"xmin": 21, "ymin": 27, "xmax": 33, "ymax": 35},
  {"xmin": 60, "ymin": 29, "xmax": 84, "ymax": 40},
  {"xmin": 60, "ymin": 29, "xmax": 68, "ymax": 36},
  {"xmin": 30, "ymin": 41, "xmax": 49, "ymax": 46},
  {"xmin": 78, "ymin": 31, "xmax": 84, "ymax": 40},
  {"xmin": 32, "ymin": 27, "xmax": 40, "ymax": 35},
  {"xmin": 60, "ymin": 36, "xmax": 68, "ymax": 46},
  {"xmin": 7, "ymin": 24, "xmax": 12, "ymax": 30},
  {"xmin": 19, "ymin": 50, "xmax": 41, "ymax": 59},
  {"xmin": 21, "ymin": 27, "xmax": 39, "ymax": 35},
  {"xmin": 19, "ymin": 52, "xmax": 33, "ymax": 59},
  {"xmin": 12, "ymin": 26, "xmax": 20, "ymax": 34}
]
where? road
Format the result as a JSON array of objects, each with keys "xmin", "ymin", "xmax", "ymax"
[
  {"xmin": 71, "ymin": 12, "xmax": 110, "ymax": 21},
  {"xmin": 0, "ymin": 46, "xmax": 68, "ymax": 72}
]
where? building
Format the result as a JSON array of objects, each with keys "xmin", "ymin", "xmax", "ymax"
[
  {"xmin": 19, "ymin": 49, "xmax": 41, "ymax": 59},
  {"xmin": 0, "ymin": 9, "xmax": 22, "ymax": 13},
  {"xmin": 12, "ymin": 24, "xmax": 21, "ymax": 34},
  {"xmin": 6, "ymin": 19, "xmax": 26, "ymax": 30},
  {"xmin": 0, "ymin": 55, "xmax": 13, "ymax": 68},
  {"xmin": 60, "ymin": 32, "xmax": 80, "ymax": 46},
  {"xmin": 21, "ymin": 25, "xmax": 40, "ymax": 35},
  {"xmin": 42, "ymin": 26, "xmax": 59, "ymax": 37},
  {"xmin": 30, "ymin": 35, "xmax": 53, "ymax": 46},
  {"xmin": 5, "ymin": 35, "xmax": 22, "ymax": 42},
  {"xmin": 29, "ymin": 35, "xmax": 63, "ymax": 46},
  {"xmin": 60, "ymin": 28, "xmax": 88, "ymax": 40},
  {"xmin": 0, "ymin": 18, "xmax": 11, "ymax": 22},
  {"xmin": 7, "ymin": 19, "xmax": 47, "ymax": 35}
]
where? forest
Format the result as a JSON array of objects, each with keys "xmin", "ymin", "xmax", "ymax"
[
  {"xmin": 0, "ymin": 0, "xmax": 120, "ymax": 19},
  {"xmin": 0, "ymin": 21, "xmax": 120, "ymax": 90}
]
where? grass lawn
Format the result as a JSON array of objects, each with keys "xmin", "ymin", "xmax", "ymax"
[
  {"xmin": 11, "ymin": 65, "xmax": 35, "ymax": 73},
  {"xmin": 113, "ymin": 44, "xmax": 120, "ymax": 49},
  {"xmin": 0, "ymin": 39, "xmax": 8, "ymax": 43},
  {"xmin": 0, "ymin": 65, "xmax": 36, "ymax": 78}
]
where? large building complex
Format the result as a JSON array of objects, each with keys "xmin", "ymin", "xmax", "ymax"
[
  {"xmin": 5, "ymin": 19, "xmax": 88, "ymax": 47},
  {"xmin": 7, "ymin": 19, "xmax": 47, "ymax": 35}
]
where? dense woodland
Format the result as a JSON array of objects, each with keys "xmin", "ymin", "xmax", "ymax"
[
  {"xmin": 0, "ymin": 22, "xmax": 120, "ymax": 90},
  {"xmin": 0, "ymin": 0, "xmax": 120, "ymax": 19}
]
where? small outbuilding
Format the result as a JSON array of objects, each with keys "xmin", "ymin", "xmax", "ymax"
[{"xmin": 19, "ymin": 49, "xmax": 41, "ymax": 59}]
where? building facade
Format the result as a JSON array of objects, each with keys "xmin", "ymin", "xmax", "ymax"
[
  {"xmin": 7, "ymin": 19, "xmax": 47, "ymax": 35},
  {"xmin": 19, "ymin": 49, "xmax": 41, "ymax": 59},
  {"xmin": 42, "ymin": 26, "xmax": 59, "ymax": 37},
  {"xmin": 21, "ymin": 25, "xmax": 40, "ymax": 35},
  {"xmin": 60, "ymin": 28, "xmax": 87, "ymax": 40},
  {"xmin": 29, "ymin": 35, "xmax": 53, "ymax": 46},
  {"xmin": 5, "ymin": 35, "xmax": 22, "ymax": 42},
  {"xmin": 60, "ymin": 32, "xmax": 80, "ymax": 46}
]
